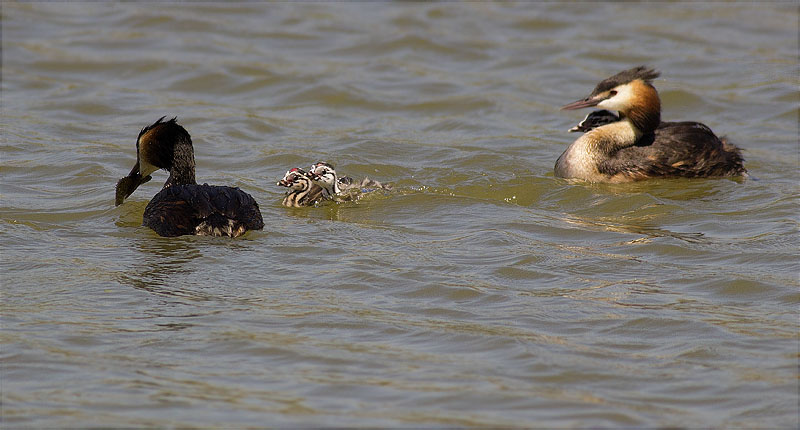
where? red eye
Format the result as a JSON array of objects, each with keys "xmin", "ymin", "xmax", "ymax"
[{"xmin": 609, "ymin": 90, "xmax": 617, "ymax": 96}]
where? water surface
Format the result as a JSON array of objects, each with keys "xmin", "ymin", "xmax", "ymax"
[{"xmin": 2, "ymin": 3, "xmax": 798, "ymax": 427}]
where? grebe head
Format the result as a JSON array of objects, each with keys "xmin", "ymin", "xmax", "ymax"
[
  {"xmin": 561, "ymin": 66, "xmax": 661, "ymax": 133},
  {"xmin": 308, "ymin": 162, "xmax": 340, "ymax": 196},
  {"xmin": 115, "ymin": 116, "xmax": 196, "ymax": 206},
  {"xmin": 568, "ymin": 110, "xmax": 620, "ymax": 133},
  {"xmin": 277, "ymin": 167, "xmax": 313, "ymax": 191},
  {"xmin": 561, "ymin": 66, "xmax": 659, "ymax": 111}
]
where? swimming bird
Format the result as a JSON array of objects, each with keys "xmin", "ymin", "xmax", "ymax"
[
  {"xmin": 277, "ymin": 167, "xmax": 325, "ymax": 207},
  {"xmin": 556, "ymin": 66, "xmax": 746, "ymax": 182},
  {"xmin": 307, "ymin": 162, "xmax": 391, "ymax": 200},
  {"xmin": 115, "ymin": 116, "xmax": 264, "ymax": 237}
]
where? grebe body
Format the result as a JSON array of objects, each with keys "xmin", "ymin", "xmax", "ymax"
[
  {"xmin": 277, "ymin": 168, "xmax": 325, "ymax": 207},
  {"xmin": 115, "ymin": 117, "xmax": 263, "ymax": 237},
  {"xmin": 556, "ymin": 66, "xmax": 745, "ymax": 183},
  {"xmin": 307, "ymin": 162, "xmax": 391, "ymax": 200}
]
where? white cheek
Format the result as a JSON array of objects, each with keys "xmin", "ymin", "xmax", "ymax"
[
  {"xmin": 597, "ymin": 83, "xmax": 634, "ymax": 111},
  {"xmin": 597, "ymin": 98, "xmax": 622, "ymax": 111}
]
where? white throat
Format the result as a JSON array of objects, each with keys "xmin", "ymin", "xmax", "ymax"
[
  {"xmin": 137, "ymin": 146, "xmax": 159, "ymax": 177},
  {"xmin": 555, "ymin": 119, "xmax": 640, "ymax": 181}
]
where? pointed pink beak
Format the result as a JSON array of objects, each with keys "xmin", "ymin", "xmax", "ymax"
[{"xmin": 561, "ymin": 96, "xmax": 601, "ymax": 110}]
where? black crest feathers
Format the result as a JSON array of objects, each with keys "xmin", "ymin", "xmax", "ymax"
[{"xmin": 591, "ymin": 66, "xmax": 660, "ymax": 96}]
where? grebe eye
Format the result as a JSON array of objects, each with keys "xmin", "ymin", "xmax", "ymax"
[{"xmin": 609, "ymin": 90, "xmax": 617, "ymax": 96}]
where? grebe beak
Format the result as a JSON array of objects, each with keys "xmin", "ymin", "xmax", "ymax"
[
  {"xmin": 115, "ymin": 161, "xmax": 152, "ymax": 206},
  {"xmin": 561, "ymin": 96, "xmax": 602, "ymax": 111}
]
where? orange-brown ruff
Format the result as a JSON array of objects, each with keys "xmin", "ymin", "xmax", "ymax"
[
  {"xmin": 115, "ymin": 117, "xmax": 264, "ymax": 237},
  {"xmin": 555, "ymin": 66, "xmax": 746, "ymax": 183}
]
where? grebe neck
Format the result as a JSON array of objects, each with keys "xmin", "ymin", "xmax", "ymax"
[
  {"xmin": 618, "ymin": 79, "xmax": 661, "ymax": 134},
  {"xmin": 588, "ymin": 119, "xmax": 642, "ymax": 154},
  {"xmin": 165, "ymin": 138, "xmax": 196, "ymax": 187},
  {"xmin": 555, "ymin": 119, "xmax": 641, "ymax": 181}
]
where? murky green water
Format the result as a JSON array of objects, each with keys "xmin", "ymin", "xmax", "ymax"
[{"xmin": 2, "ymin": 3, "xmax": 798, "ymax": 427}]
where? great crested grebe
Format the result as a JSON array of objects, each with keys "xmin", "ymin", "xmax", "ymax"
[
  {"xmin": 277, "ymin": 167, "xmax": 325, "ymax": 207},
  {"xmin": 556, "ymin": 66, "xmax": 746, "ymax": 182},
  {"xmin": 307, "ymin": 162, "xmax": 391, "ymax": 200},
  {"xmin": 115, "ymin": 116, "xmax": 264, "ymax": 237}
]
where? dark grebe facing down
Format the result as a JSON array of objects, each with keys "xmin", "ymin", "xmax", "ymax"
[
  {"xmin": 556, "ymin": 66, "xmax": 746, "ymax": 183},
  {"xmin": 277, "ymin": 167, "xmax": 325, "ymax": 207},
  {"xmin": 115, "ymin": 117, "xmax": 264, "ymax": 237},
  {"xmin": 307, "ymin": 162, "xmax": 391, "ymax": 201}
]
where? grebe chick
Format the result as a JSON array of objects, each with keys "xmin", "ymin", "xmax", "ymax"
[
  {"xmin": 556, "ymin": 66, "xmax": 746, "ymax": 182},
  {"xmin": 307, "ymin": 162, "xmax": 391, "ymax": 200},
  {"xmin": 277, "ymin": 167, "xmax": 325, "ymax": 207},
  {"xmin": 115, "ymin": 116, "xmax": 264, "ymax": 237},
  {"xmin": 568, "ymin": 110, "xmax": 619, "ymax": 133}
]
